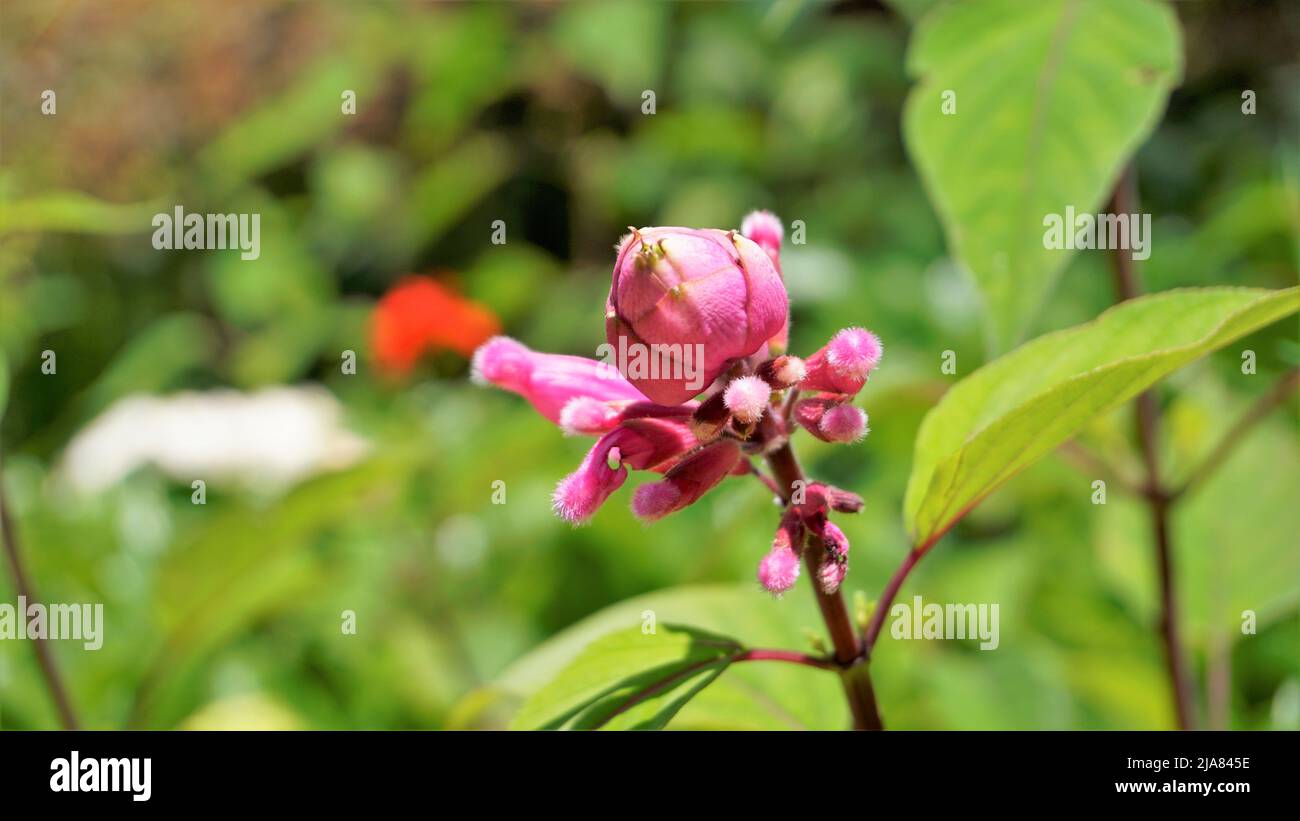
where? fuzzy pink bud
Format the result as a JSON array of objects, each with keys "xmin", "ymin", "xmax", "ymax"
[
  {"xmin": 758, "ymin": 508, "xmax": 804, "ymax": 595},
  {"xmin": 793, "ymin": 394, "xmax": 869, "ymax": 444},
  {"xmin": 800, "ymin": 328, "xmax": 882, "ymax": 396},
  {"xmin": 758, "ymin": 544, "xmax": 801, "ymax": 595},
  {"xmin": 819, "ymin": 404, "xmax": 868, "ymax": 443},
  {"xmin": 606, "ymin": 227, "xmax": 788, "ymax": 405},
  {"xmin": 630, "ymin": 440, "xmax": 742, "ymax": 522},
  {"xmin": 815, "ymin": 521, "xmax": 850, "ymax": 594},
  {"xmin": 740, "ymin": 210, "xmax": 783, "ymax": 261},
  {"xmin": 723, "ymin": 376, "xmax": 771, "ymax": 425},
  {"xmin": 740, "ymin": 211, "xmax": 788, "ymax": 353},
  {"xmin": 474, "ymin": 336, "xmax": 645, "ymax": 427}
]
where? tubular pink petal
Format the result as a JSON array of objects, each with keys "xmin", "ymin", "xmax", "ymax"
[{"xmin": 472, "ymin": 336, "xmax": 644, "ymax": 427}]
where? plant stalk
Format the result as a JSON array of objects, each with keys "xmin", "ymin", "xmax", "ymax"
[
  {"xmin": 764, "ymin": 442, "xmax": 884, "ymax": 730},
  {"xmin": 0, "ymin": 450, "xmax": 80, "ymax": 730},
  {"xmin": 1109, "ymin": 165, "xmax": 1197, "ymax": 730}
]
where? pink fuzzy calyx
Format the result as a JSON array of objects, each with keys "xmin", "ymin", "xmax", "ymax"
[
  {"xmin": 723, "ymin": 375, "xmax": 772, "ymax": 425},
  {"xmin": 793, "ymin": 394, "xmax": 869, "ymax": 444},
  {"xmin": 801, "ymin": 328, "xmax": 883, "ymax": 396}
]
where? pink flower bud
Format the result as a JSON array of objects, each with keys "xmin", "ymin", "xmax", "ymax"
[
  {"xmin": 758, "ymin": 544, "xmax": 801, "ymax": 595},
  {"xmin": 474, "ymin": 336, "xmax": 645, "ymax": 427},
  {"xmin": 630, "ymin": 440, "xmax": 742, "ymax": 522},
  {"xmin": 819, "ymin": 404, "xmax": 868, "ymax": 443},
  {"xmin": 814, "ymin": 521, "xmax": 850, "ymax": 594},
  {"xmin": 740, "ymin": 210, "xmax": 783, "ymax": 262},
  {"xmin": 818, "ymin": 560, "xmax": 848, "ymax": 595},
  {"xmin": 723, "ymin": 376, "xmax": 771, "ymax": 425},
  {"xmin": 606, "ymin": 227, "xmax": 788, "ymax": 405},
  {"xmin": 800, "ymin": 327, "xmax": 882, "ymax": 396},
  {"xmin": 740, "ymin": 211, "xmax": 788, "ymax": 353},
  {"xmin": 756, "ymin": 355, "xmax": 805, "ymax": 389},
  {"xmin": 758, "ymin": 508, "xmax": 804, "ymax": 595},
  {"xmin": 793, "ymin": 394, "xmax": 869, "ymax": 443},
  {"xmin": 552, "ymin": 419, "xmax": 695, "ymax": 524}
]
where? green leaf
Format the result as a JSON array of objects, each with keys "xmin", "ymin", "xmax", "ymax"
[
  {"xmin": 905, "ymin": 286, "xmax": 1300, "ymax": 551},
  {"xmin": 511, "ymin": 625, "xmax": 741, "ymax": 730},
  {"xmin": 495, "ymin": 584, "xmax": 848, "ymax": 730},
  {"xmin": 903, "ymin": 0, "xmax": 1182, "ymax": 350}
]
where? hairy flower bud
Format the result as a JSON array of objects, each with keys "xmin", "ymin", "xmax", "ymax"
[
  {"xmin": 631, "ymin": 440, "xmax": 742, "ymax": 521},
  {"xmin": 793, "ymin": 394, "xmax": 869, "ymax": 443},
  {"xmin": 723, "ymin": 375, "xmax": 771, "ymax": 425},
  {"xmin": 800, "ymin": 327, "xmax": 882, "ymax": 396},
  {"xmin": 606, "ymin": 227, "xmax": 788, "ymax": 405},
  {"xmin": 756, "ymin": 355, "xmax": 806, "ymax": 390},
  {"xmin": 758, "ymin": 508, "xmax": 803, "ymax": 595},
  {"xmin": 740, "ymin": 211, "xmax": 788, "ymax": 353},
  {"xmin": 814, "ymin": 521, "xmax": 850, "ymax": 594}
]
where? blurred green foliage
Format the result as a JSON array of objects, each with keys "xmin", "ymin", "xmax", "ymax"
[{"xmin": 0, "ymin": 0, "xmax": 1296, "ymax": 730}]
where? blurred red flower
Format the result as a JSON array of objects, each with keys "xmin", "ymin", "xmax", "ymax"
[{"xmin": 372, "ymin": 276, "xmax": 500, "ymax": 375}]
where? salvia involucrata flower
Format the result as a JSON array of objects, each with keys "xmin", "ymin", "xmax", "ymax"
[{"xmin": 473, "ymin": 211, "xmax": 882, "ymax": 597}]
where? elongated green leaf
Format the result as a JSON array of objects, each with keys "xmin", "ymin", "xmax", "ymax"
[
  {"xmin": 495, "ymin": 585, "xmax": 848, "ymax": 730},
  {"xmin": 905, "ymin": 286, "xmax": 1300, "ymax": 550},
  {"xmin": 511, "ymin": 625, "xmax": 741, "ymax": 730},
  {"xmin": 904, "ymin": 0, "xmax": 1182, "ymax": 350},
  {"xmin": 0, "ymin": 355, "xmax": 8, "ymax": 420}
]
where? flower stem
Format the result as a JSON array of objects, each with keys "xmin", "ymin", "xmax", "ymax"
[
  {"xmin": 764, "ymin": 442, "xmax": 884, "ymax": 730},
  {"xmin": 0, "ymin": 450, "xmax": 80, "ymax": 730},
  {"xmin": 1109, "ymin": 165, "xmax": 1196, "ymax": 730}
]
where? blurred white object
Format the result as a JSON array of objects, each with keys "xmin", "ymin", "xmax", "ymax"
[{"xmin": 59, "ymin": 386, "xmax": 369, "ymax": 493}]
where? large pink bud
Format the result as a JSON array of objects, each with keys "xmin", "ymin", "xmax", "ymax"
[{"xmin": 605, "ymin": 226, "xmax": 788, "ymax": 406}]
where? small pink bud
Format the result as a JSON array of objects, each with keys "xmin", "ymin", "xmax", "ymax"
[
  {"xmin": 723, "ymin": 376, "xmax": 771, "ymax": 425},
  {"xmin": 606, "ymin": 226, "xmax": 788, "ymax": 405},
  {"xmin": 758, "ymin": 544, "xmax": 801, "ymax": 595},
  {"xmin": 826, "ymin": 485, "xmax": 865, "ymax": 514},
  {"xmin": 473, "ymin": 336, "xmax": 645, "ymax": 427},
  {"xmin": 801, "ymin": 328, "xmax": 882, "ymax": 395},
  {"xmin": 740, "ymin": 212, "xmax": 789, "ymax": 353},
  {"xmin": 818, "ymin": 560, "xmax": 848, "ymax": 595},
  {"xmin": 815, "ymin": 521, "xmax": 850, "ymax": 594},
  {"xmin": 740, "ymin": 210, "xmax": 783, "ymax": 260},
  {"xmin": 819, "ymin": 404, "xmax": 868, "ymax": 443},
  {"xmin": 630, "ymin": 440, "xmax": 742, "ymax": 522},
  {"xmin": 793, "ymin": 394, "xmax": 868, "ymax": 444},
  {"xmin": 757, "ymin": 355, "xmax": 805, "ymax": 389}
]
